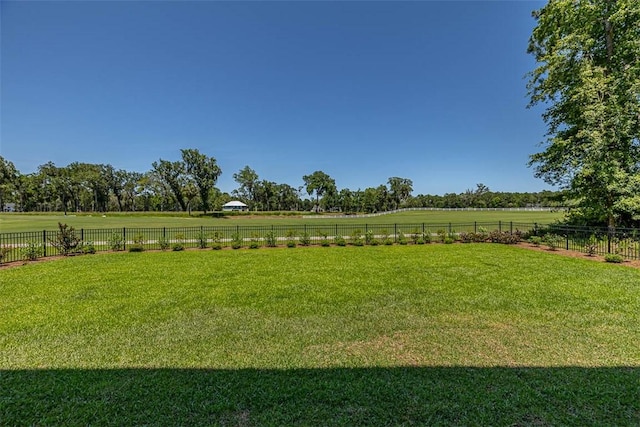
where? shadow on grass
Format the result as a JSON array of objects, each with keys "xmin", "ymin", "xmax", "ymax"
[{"xmin": 1, "ymin": 367, "xmax": 638, "ymax": 425}]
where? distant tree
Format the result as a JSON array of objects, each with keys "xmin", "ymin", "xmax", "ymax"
[
  {"xmin": 0, "ymin": 156, "xmax": 18, "ymax": 211},
  {"xmin": 302, "ymin": 171, "xmax": 336, "ymax": 212},
  {"xmin": 232, "ymin": 166, "xmax": 259, "ymax": 208},
  {"xmin": 387, "ymin": 177, "xmax": 413, "ymax": 210},
  {"xmin": 181, "ymin": 149, "xmax": 221, "ymax": 214},
  {"xmin": 527, "ymin": 0, "xmax": 640, "ymax": 227},
  {"xmin": 151, "ymin": 159, "xmax": 188, "ymax": 211}
]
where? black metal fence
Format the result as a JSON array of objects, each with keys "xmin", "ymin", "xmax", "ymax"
[{"xmin": 2, "ymin": 222, "xmax": 639, "ymax": 264}]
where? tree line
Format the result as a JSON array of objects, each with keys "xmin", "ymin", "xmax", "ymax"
[{"xmin": 0, "ymin": 152, "xmax": 562, "ymax": 215}]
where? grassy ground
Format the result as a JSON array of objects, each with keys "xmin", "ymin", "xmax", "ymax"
[
  {"xmin": 0, "ymin": 210, "xmax": 564, "ymax": 232},
  {"xmin": 1, "ymin": 244, "xmax": 638, "ymax": 425}
]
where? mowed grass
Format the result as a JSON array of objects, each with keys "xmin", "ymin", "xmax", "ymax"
[
  {"xmin": 1, "ymin": 245, "xmax": 639, "ymax": 425},
  {"xmin": 0, "ymin": 209, "xmax": 564, "ymax": 232}
]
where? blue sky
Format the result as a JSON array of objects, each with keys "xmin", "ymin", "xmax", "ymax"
[{"xmin": 1, "ymin": 0, "xmax": 550, "ymax": 196}]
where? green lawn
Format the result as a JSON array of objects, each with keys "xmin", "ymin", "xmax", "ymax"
[
  {"xmin": 0, "ymin": 209, "xmax": 564, "ymax": 232},
  {"xmin": 1, "ymin": 244, "xmax": 638, "ymax": 425}
]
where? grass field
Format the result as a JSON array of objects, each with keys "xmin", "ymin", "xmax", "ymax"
[
  {"xmin": 0, "ymin": 210, "xmax": 564, "ymax": 233},
  {"xmin": 1, "ymin": 244, "xmax": 638, "ymax": 425}
]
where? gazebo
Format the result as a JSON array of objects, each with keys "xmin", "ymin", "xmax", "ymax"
[{"xmin": 222, "ymin": 201, "xmax": 249, "ymax": 212}]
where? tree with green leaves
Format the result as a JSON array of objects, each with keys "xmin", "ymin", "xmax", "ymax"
[
  {"xmin": 527, "ymin": 0, "xmax": 640, "ymax": 227},
  {"xmin": 0, "ymin": 156, "xmax": 18, "ymax": 211},
  {"xmin": 181, "ymin": 148, "xmax": 221, "ymax": 214},
  {"xmin": 232, "ymin": 166, "xmax": 259, "ymax": 209},
  {"xmin": 303, "ymin": 171, "xmax": 336, "ymax": 212},
  {"xmin": 387, "ymin": 177, "xmax": 413, "ymax": 210},
  {"xmin": 151, "ymin": 159, "xmax": 188, "ymax": 211}
]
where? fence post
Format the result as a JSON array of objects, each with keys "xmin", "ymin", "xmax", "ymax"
[
  {"xmin": 499, "ymin": 221, "xmax": 502, "ymax": 232},
  {"xmin": 607, "ymin": 226, "xmax": 613, "ymax": 254},
  {"xmin": 81, "ymin": 228, "xmax": 84, "ymax": 242},
  {"xmin": 43, "ymin": 230, "xmax": 47, "ymax": 257},
  {"xmin": 123, "ymin": 227, "xmax": 126, "ymax": 250},
  {"xmin": 474, "ymin": 221, "xmax": 477, "ymax": 233},
  {"xmin": 510, "ymin": 222, "xmax": 513, "ymax": 234},
  {"xmin": 448, "ymin": 222, "xmax": 452, "ymax": 234},
  {"xmin": 566, "ymin": 231, "xmax": 569, "ymax": 251},
  {"xmin": 394, "ymin": 224, "xmax": 398, "ymax": 242},
  {"xmin": 534, "ymin": 223, "xmax": 538, "ymax": 235}
]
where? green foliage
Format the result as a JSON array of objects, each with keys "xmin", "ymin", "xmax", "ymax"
[
  {"xmin": 249, "ymin": 233, "xmax": 261, "ymax": 249},
  {"xmin": 285, "ymin": 229, "xmax": 297, "ymax": 248},
  {"xmin": 49, "ymin": 222, "xmax": 81, "ymax": 255},
  {"xmin": 584, "ymin": 235, "xmax": 598, "ymax": 257},
  {"xmin": 158, "ymin": 236, "xmax": 170, "ymax": 251},
  {"xmin": 443, "ymin": 236, "xmax": 455, "ymax": 244},
  {"xmin": 172, "ymin": 234, "xmax": 185, "ymax": 251},
  {"xmin": 21, "ymin": 241, "xmax": 42, "ymax": 261},
  {"xmin": 527, "ymin": 0, "xmax": 640, "ymax": 227},
  {"xmin": 79, "ymin": 241, "xmax": 96, "ymax": 255},
  {"xmin": 350, "ymin": 229, "xmax": 364, "ymax": 246},
  {"xmin": 487, "ymin": 230, "xmax": 521, "ymax": 245},
  {"xmin": 0, "ymin": 246, "xmax": 11, "ymax": 263},
  {"xmin": 264, "ymin": 231, "xmax": 278, "ymax": 248},
  {"xmin": 210, "ymin": 231, "xmax": 223, "ymax": 250},
  {"xmin": 196, "ymin": 231, "xmax": 208, "ymax": 249},
  {"xmin": 128, "ymin": 244, "xmax": 144, "ymax": 252},
  {"xmin": 230, "ymin": 232, "xmax": 243, "ymax": 250},
  {"xmin": 107, "ymin": 233, "xmax": 125, "ymax": 251},
  {"xmin": 436, "ymin": 229, "xmax": 447, "ymax": 243},
  {"xmin": 528, "ymin": 236, "xmax": 543, "ymax": 246},
  {"xmin": 544, "ymin": 234, "xmax": 564, "ymax": 251},
  {"xmin": 334, "ymin": 234, "xmax": 346, "ymax": 246},
  {"xmin": 397, "ymin": 231, "xmax": 408, "ymax": 245},
  {"xmin": 604, "ymin": 253, "xmax": 624, "ymax": 263},
  {"xmin": 299, "ymin": 231, "xmax": 311, "ymax": 247}
]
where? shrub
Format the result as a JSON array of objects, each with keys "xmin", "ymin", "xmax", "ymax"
[
  {"xmin": 299, "ymin": 231, "xmax": 311, "ymax": 246},
  {"xmin": 544, "ymin": 234, "xmax": 563, "ymax": 251},
  {"xmin": 49, "ymin": 222, "xmax": 81, "ymax": 255},
  {"xmin": 410, "ymin": 230, "xmax": 421, "ymax": 245},
  {"xmin": 231, "ymin": 232, "xmax": 243, "ymax": 250},
  {"xmin": 79, "ymin": 241, "xmax": 96, "ymax": 255},
  {"xmin": 129, "ymin": 234, "xmax": 146, "ymax": 252},
  {"xmin": 158, "ymin": 236, "xmax": 170, "ymax": 251},
  {"xmin": 398, "ymin": 231, "xmax": 408, "ymax": 245},
  {"xmin": 196, "ymin": 231, "xmax": 208, "ymax": 249},
  {"xmin": 334, "ymin": 235, "xmax": 346, "ymax": 246},
  {"xmin": 350, "ymin": 229, "xmax": 364, "ymax": 246},
  {"xmin": 488, "ymin": 230, "xmax": 520, "ymax": 245},
  {"xmin": 21, "ymin": 241, "xmax": 43, "ymax": 261},
  {"xmin": 584, "ymin": 236, "xmax": 598, "ymax": 257},
  {"xmin": 604, "ymin": 253, "xmax": 624, "ymax": 263},
  {"xmin": 172, "ymin": 234, "xmax": 185, "ymax": 251},
  {"xmin": 443, "ymin": 236, "xmax": 455, "ymax": 244},
  {"xmin": 459, "ymin": 232, "xmax": 472, "ymax": 243},
  {"xmin": 211, "ymin": 231, "xmax": 223, "ymax": 250},
  {"xmin": 422, "ymin": 232, "xmax": 431, "ymax": 244},
  {"xmin": 249, "ymin": 233, "xmax": 261, "ymax": 249},
  {"xmin": 264, "ymin": 231, "xmax": 278, "ymax": 248},
  {"xmin": 317, "ymin": 230, "xmax": 330, "ymax": 247},
  {"xmin": 0, "ymin": 246, "xmax": 12, "ymax": 263},
  {"xmin": 436, "ymin": 229, "xmax": 447, "ymax": 243},
  {"xmin": 286, "ymin": 229, "xmax": 297, "ymax": 248},
  {"xmin": 107, "ymin": 233, "xmax": 125, "ymax": 251},
  {"xmin": 128, "ymin": 244, "xmax": 144, "ymax": 253},
  {"xmin": 528, "ymin": 236, "xmax": 542, "ymax": 246}
]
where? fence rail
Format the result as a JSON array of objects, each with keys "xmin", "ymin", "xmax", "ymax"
[{"xmin": 1, "ymin": 222, "xmax": 639, "ymax": 264}]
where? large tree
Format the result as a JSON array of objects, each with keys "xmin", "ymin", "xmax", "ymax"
[
  {"xmin": 527, "ymin": 0, "xmax": 640, "ymax": 227},
  {"xmin": 387, "ymin": 177, "xmax": 413, "ymax": 210},
  {"xmin": 232, "ymin": 166, "xmax": 259, "ymax": 209},
  {"xmin": 302, "ymin": 171, "xmax": 336, "ymax": 212},
  {"xmin": 181, "ymin": 148, "xmax": 222, "ymax": 214},
  {"xmin": 151, "ymin": 159, "xmax": 188, "ymax": 211},
  {"xmin": 0, "ymin": 156, "xmax": 18, "ymax": 211}
]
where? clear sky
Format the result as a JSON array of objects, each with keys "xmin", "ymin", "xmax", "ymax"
[{"xmin": 1, "ymin": 0, "xmax": 551, "ymax": 196}]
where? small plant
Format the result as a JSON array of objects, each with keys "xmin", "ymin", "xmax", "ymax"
[
  {"xmin": 285, "ymin": 229, "xmax": 297, "ymax": 248},
  {"xmin": 49, "ymin": 222, "xmax": 81, "ymax": 255},
  {"xmin": 158, "ymin": 236, "xmax": 170, "ymax": 251},
  {"xmin": 584, "ymin": 235, "xmax": 598, "ymax": 257},
  {"xmin": 172, "ymin": 234, "xmax": 185, "ymax": 251},
  {"xmin": 459, "ymin": 232, "xmax": 472, "ymax": 243},
  {"xmin": 211, "ymin": 231, "xmax": 223, "ymax": 250},
  {"xmin": 365, "ymin": 230, "xmax": 380, "ymax": 246},
  {"xmin": 436, "ymin": 229, "xmax": 447, "ymax": 243},
  {"xmin": 350, "ymin": 229, "xmax": 364, "ymax": 246},
  {"xmin": 334, "ymin": 234, "xmax": 346, "ymax": 246},
  {"xmin": 380, "ymin": 229, "xmax": 393, "ymax": 245},
  {"xmin": 397, "ymin": 231, "xmax": 408, "ymax": 245},
  {"xmin": 299, "ymin": 231, "xmax": 311, "ymax": 246},
  {"xmin": 317, "ymin": 230, "xmax": 330, "ymax": 247},
  {"xmin": 249, "ymin": 233, "xmax": 261, "ymax": 249},
  {"xmin": 21, "ymin": 241, "xmax": 43, "ymax": 261},
  {"xmin": 604, "ymin": 253, "xmax": 623, "ymax": 263},
  {"xmin": 231, "ymin": 232, "xmax": 243, "ymax": 249},
  {"xmin": 421, "ymin": 232, "xmax": 431, "ymax": 244},
  {"xmin": 196, "ymin": 231, "xmax": 208, "ymax": 249},
  {"xmin": 79, "ymin": 241, "xmax": 96, "ymax": 254},
  {"xmin": 128, "ymin": 233, "xmax": 146, "ymax": 252},
  {"xmin": 487, "ymin": 230, "xmax": 520, "ymax": 245},
  {"xmin": 443, "ymin": 236, "xmax": 455, "ymax": 244},
  {"xmin": 264, "ymin": 231, "xmax": 278, "ymax": 248},
  {"xmin": 544, "ymin": 234, "xmax": 563, "ymax": 251},
  {"xmin": 0, "ymin": 246, "xmax": 12, "ymax": 263},
  {"xmin": 107, "ymin": 233, "xmax": 125, "ymax": 251},
  {"xmin": 528, "ymin": 236, "xmax": 542, "ymax": 246}
]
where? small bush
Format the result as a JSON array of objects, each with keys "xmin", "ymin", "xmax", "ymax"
[
  {"xmin": 108, "ymin": 233, "xmax": 125, "ymax": 251},
  {"xmin": 488, "ymin": 230, "xmax": 520, "ymax": 245},
  {"xmin": 436, "ymin": 229, "xmax": 447, "ymax": 243},
  {"xmin": 398, "ymin": 231, "xmax": 408, "ymax": 245},
  {"xmin": 0, "ymin": 246, "xmax": 12, "ymax": 263},
  {"xmin": 443, "ymin": 237, "xmax": 455, "ymax": 244},
  {"xmin": 317, "ymin": 231, "xmax": 330, "ymax": 247},
  {"xmin": 350, "ymin": 229, "xmax": 364, "ymax": 246},
  {"xmin": 528, "ymin": 236, "xmax": 542, "ymax": 246},
  {"xmin": 544, "ymin": 234, "xmax": 563, "ymax": 251},
  {"xmin": 584, "ymin": 236, "xmax": 598, "ymax": 257},
  {"xmin": 172, "ymin": 234, "xmax": 185, "ymax": 251},
  {"xmin": 231, "ymin": 232, "xmax": 243, "ymax": 250},
  {"xmin": 422, "ymin": 232, "xmax": 431, "ymax": 244},
  {"xmin": 79, "ymin": 241, "xmax": 96, "ymax": 255},
  {"xmin": 286, "ymin": 229, "xmax": 297, "ymax": 248},
  {"xmin": 211, "ymin": 231, "xmax": 223, "ymax": 250},
  {"xmin": 21, "ymin": 241, "xmax": 43, "ymax": 261},
  {"xmin": 604, "ymin": 253, "xmax": 623, "ymax": 263},
  {"xmin": 158, "ymin": 236, "xmax": 170, "ymax": 251},
  {"xmin": 334, "ymin": 235, "xmax": 346, "ymax": 246},
  {"xmin": 49, "ymin": 222, "xmax": 81, "ymax": 255},
  {"xmin": 264, "ymin": 231, "xmax": 278, "ymax": 248},
  {"xmin": 133, "ymin": 234, "xmax": 146, "ymax": 245},
  {"xmin": 248, "ymin": 233, "xmax": 261, "ymax": 249},
  {"xmin": 299, "ymin": 231, "xmax": 311, "ymax": 246},
  {"xmin": 196, "ymin": 231, "xmax": 208, "ymax": 249},
  {"xmin": 128, "ymin": 244, "xmax": 145, "ymax": 253},
  {"xmin": 286, "ymin": 240, "xmax": 297, "ymax": 248}
]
